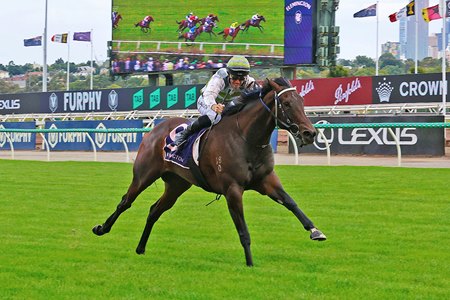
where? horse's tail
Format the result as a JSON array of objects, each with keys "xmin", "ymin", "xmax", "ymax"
[
  {"xmin": 218, "ymin": 30, "xmax": 224, "ymax": 35},
  {"xmin": 176, "ymin": 20, "xmax": 181, "ymax": 24}
]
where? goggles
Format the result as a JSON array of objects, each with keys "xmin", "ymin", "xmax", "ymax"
[{"xmin": 230, "ymin": 75, "xmax": 245, "ymax": 81}]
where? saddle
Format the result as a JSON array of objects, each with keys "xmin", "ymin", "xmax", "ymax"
[{"xmin": 163, "ymin": 125, "xmax": 213, "ymax": 192}]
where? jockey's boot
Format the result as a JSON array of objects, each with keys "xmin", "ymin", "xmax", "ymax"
[{"xmin": 173, "ymin": 115, "xmax": 211, "ymax": 147}]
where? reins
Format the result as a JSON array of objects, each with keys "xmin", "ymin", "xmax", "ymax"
[{"xmin": 258, "ymin": 87, "xmax": 300, "ymax": 135}]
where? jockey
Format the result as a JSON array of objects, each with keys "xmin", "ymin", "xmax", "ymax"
[
  {"xmin": 187, "ymin": 14, "xmax": 198, "ymax": 28},
  {"xmin": 112, "ymin": 11, "xmax": 118, "ymax": 22},
  {"xmin": 142, "ymin": 15, "xmax": 151, "ymax": 26},
  {"xmin": 172, "ymin": 55, "xmax": 258, "ymax": 147},
  {"xmin": 188, "ymin": 26, "xmax": 197, "ymax": 38},
  {"xmin": 251, "ymin": 14, "xmax": 260, "ymax": 24},
  {"xmin": 186, "ymin": 12, "xmax": 194, "ymax": 20},
  {"xmin": 229, "ymin": 22, "xmax": 239, "ymax": 35}
]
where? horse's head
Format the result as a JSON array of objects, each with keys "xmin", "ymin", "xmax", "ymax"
[
  {"xmin": 260, "ymin": 16, "xmax": 266, "ymax": 22},
  {"xmin": 265, "ymin": 78, "xmax": 316, "ymax": 146}
]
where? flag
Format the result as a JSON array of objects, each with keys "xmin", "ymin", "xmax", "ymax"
[
  {"xmin": 389, "ymin": 1, "xmax": 415, "ymax": 22},
  {"xmin": 73, "ymin": 31, "xmax": 91, "ymax": 42},
  {"xmin": 24, "ymin": 36, "xmax": 42, "ymax": 47},
  {"xmin": 51, "ymin": 33, "xmax": 68, "ymax": 43},
  {"xmin": 422, "ymin": 4, "xmax": 441, "ymax": 22},
  {"xmin": 353, "ymin": 4, "xmax": 377, "ymax": 18}
]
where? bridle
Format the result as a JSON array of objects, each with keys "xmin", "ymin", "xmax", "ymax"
[{"xmin": 258, "ymin": 86, "xmax": 301, "ymax": 137}]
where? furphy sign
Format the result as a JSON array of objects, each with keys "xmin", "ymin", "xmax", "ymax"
[
  {"xmin": 291, "ymin": 76, "xmax": 372, "ymax": 106},
  {"xmin": 0, "ymin": 122, "xmax": 36, "ymax": 150},
  {"xmin": 45, "ymin": 120, "xmax": 143, "ymax": 151},
  {"xmin": 373, "ymin": 73, "xmax": 450, "ymax": 104},
  {"xmin": 291, "ymin": 115, "xmax": 445, "ymax": 156}
]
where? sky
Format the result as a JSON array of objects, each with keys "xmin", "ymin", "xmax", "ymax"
[{"xmin": 0, "ymin": 0, "xmax": 444, "ymax": 66}]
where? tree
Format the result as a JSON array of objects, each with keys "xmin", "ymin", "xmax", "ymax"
[
  {"xmin": 353, "ymin": 56, "xmax": 375, "ymax": 68},
  {"xmin": 328, "ymin": 65, "xmax": 349, "ymax": 78},
  {"xmin": 0, "ymin": 79, "xmax": 21, "ymax": 93},
  {"xmin": 379, "ymin": 52, "xmax": 404, "ymax": 69}
]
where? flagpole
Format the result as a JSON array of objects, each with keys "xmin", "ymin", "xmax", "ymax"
[
  {"xmin": 66, "ymin": 32, "xmax": 70, "ymax": 91},
  {"xmin": 90, "ymin": 29, "xmax": 93, "ymax": 90},
  {"xmin": 375, "ymin": 0, "xmax": 379, "ymax": 76},
  {"xmin": 43, "ymin": 0, "xmax": 48, "ymax": 92},
  {"xmin": 415, "ymin": 7, "xmax": 418, "ymax": 74}
]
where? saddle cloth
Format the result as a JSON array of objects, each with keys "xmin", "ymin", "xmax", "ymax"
[{"xmin": 163, "ymin": 124, "xmax": 207, "ymax": 169}]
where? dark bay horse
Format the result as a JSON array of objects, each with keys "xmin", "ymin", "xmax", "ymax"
[
  {"xmin": 92, "ymin": 78, "xmax": 326, "ymax": 266},
  {"xmin": 218, "ymin": 25, "xmax": 243, "ymax": 42},
  {"xmin": 241, "ymin": 15, "xmax": 266, "ymax": 32},
  {"xmin": 113, "ymin": 14, "xmax": 123, "ymax": 29},
  {"xmin": 135, "ymin": 16, "xmax": 154, "ymax": 33}
]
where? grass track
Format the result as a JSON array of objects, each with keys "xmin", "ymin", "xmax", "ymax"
[{"xmin": 1, "ymin": 160, "xmax": 449, "ymax": 299}]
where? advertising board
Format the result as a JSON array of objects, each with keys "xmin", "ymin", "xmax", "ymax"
[
  {"xmin": 44, "ymin": 120, "xmax": 143, "ymax": 151},
  {"xmin": 292, "ymin": 115, "xmax": 445, "ymax": 156},
  {"xmin": 0, "ymin": 122, "xmax": 36, "ymax": 150}
]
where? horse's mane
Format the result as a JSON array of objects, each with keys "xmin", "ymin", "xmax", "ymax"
[{"xmin": 222, "ymin": 77, "xmax": 289, "ymax": 117}]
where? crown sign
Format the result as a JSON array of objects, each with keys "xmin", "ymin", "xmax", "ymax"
[{"xmin": 375, "ymin": 78, "xmax": 394, "ymax": 103}]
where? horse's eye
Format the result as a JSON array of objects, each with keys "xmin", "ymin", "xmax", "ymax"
[{"xmin": 283, "ymin": 101, "xmax": 291, "ymax": 108}]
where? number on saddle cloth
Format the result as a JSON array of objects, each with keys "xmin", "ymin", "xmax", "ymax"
[{"xmin": 163, "ymin": 123, "xmax": 208, "ymax": 169}]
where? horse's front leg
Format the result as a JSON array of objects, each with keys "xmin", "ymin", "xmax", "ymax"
[
  {"xmin": 255, "ymin": 171, "xmax": 326, "ymax": 241},
  {"xmin": 225, "ymin": 184, "xmax": 253, "ymax": 266}
]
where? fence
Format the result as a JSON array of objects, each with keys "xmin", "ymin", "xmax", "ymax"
[{"xmin": 1, "ymin": 122, "xmax": 449, "ymax": 165}]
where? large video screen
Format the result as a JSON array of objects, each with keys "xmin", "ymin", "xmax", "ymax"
[{"xmin": 111, "ymin": 0, "xmax": 314, "ymax": 75}]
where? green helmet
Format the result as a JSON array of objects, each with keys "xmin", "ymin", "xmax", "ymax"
[{"xmin": 226, "ymin": 55, "xmax": 250, "ymax": 76}]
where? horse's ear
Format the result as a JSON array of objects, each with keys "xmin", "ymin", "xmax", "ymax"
[{"xmin": 267, "ymin": 78, "xmax": 281, "ymax": 91}]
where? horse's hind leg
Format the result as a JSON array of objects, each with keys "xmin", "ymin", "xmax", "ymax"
[
  {"xmin": 255, "ymin": 171, "xmax": 326, "ymax": 241},
  {"xmin": 92, "ymin": 170, "xmax": 160, "ymax": 236},
  {"xmin": 136, "ymin": 173, "xmax": 191, "ymax": 255}
]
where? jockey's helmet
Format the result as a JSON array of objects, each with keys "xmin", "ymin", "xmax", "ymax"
[{"xmin": 226, "ymin": 55, "xmax": 250, "ymax": 77}]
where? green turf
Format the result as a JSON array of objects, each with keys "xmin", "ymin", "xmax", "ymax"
[
  {"xmin": 1, "ymin": 159, "xmax": 449, "ymax": 299},
  {"xmin": 112, "ymin": 0, "xmax": 284, "ymax": 56}
]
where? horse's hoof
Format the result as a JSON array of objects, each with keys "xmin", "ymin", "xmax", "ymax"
[
  {"xmin": 136, "ymin": 247, "xmax": 146, "ymax": 255},
  {"xmin": 310, "ymin": 228, "xmax": 327, "ymax": 241},
  {"xmin": 92, "ymin": 225, "xmax": 106, "ymax": 236}
]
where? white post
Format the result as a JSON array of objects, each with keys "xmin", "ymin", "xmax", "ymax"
[
  {"xmin": 43, "ymin": 0, "xmax": 48, "ymax": 92},
  {"xmin": 66, "ymin": 32, "xmax": 70, "ymax": 91},
  {"xmin": 441, "ymin": 0, "xmax": 447, "ymax": 122},
  {"xmin": 90, "ymin": 29, "xmax": 93, "ymax": 90},
  {"xmin": 375, "ymin": 0, "xmax": 379, "ymax": 76}
]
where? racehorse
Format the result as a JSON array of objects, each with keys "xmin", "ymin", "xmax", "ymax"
[
  {"xmin": 199, "ymin": 15, "xmax": 219, "ymax": 25},
  {"xmin": 178, "ymin": 29, "xmax": 199, "ymax": 42},
  {"xmin": 241, "ymin": 15, "xmax": 266, "ymax": 32},
  {"xmin": 135, "ymin": 16, "xmax": 154, "ymax": 33},
  {"xmin": 112, "ymin": 14, "xmax": 123, "ymax": 29},
  {"xmin": 92, "ymin": 77, "xmax": 326, "ymax": 267},
  {"xmin": 176, "ymin": 19, "xmax": 201, "ymax": 32},
  {"xmin": 218, "ymin": 25, "xmax": 243, "ymax": 42},
  {"xmin": 196, "ymin": 22, "xmax": 217, "ymax": 38}
]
